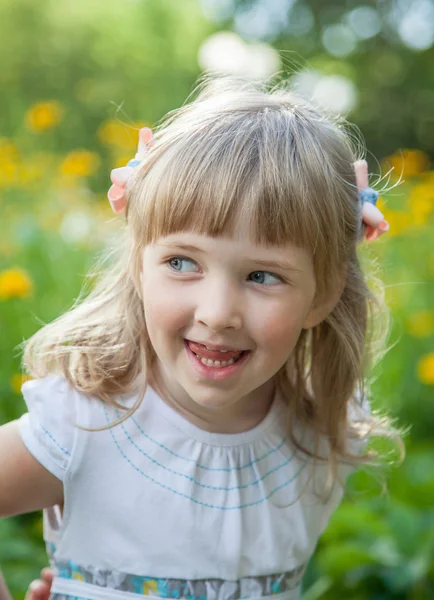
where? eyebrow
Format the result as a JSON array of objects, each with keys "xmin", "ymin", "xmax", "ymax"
[{"xmin": 156, "ymin": 241, "xmax": 304, "ymax": 273}]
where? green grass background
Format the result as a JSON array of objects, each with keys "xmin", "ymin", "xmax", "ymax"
[{"xmin": 1, "ymin": 0, "xmax": 433, "ymax": 598}]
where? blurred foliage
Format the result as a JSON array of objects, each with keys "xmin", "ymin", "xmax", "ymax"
[
  {"xmin": 1, "ymin": 0, "xmax": 434, "ymax": 598},
  {"xmin": 227, "ymin": 0, "xmax": 434, "ymax": 160}
]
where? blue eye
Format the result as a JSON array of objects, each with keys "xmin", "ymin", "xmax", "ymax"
[
  {"xmin": 249, "ymin": 271, "xmax": 282, "ymax": 285},
  {"xmin": 168, "ymin": 257, "xmax": 198, "ymax": 272}
]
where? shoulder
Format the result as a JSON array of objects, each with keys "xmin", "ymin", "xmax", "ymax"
[
  {"xmin": 22, "ymin": 373, "xmax": 77, "ymax": 405},
  {"xmin": 19, "ymin": 375, "xmax": 91, "ymax": 481},
  {"xmin": 21, "ymin": 373, "xmax": 107, "ymax": 419},
  {"xmin": 21, "ymin": 374, "xmax": 81, "ymax": 430}
]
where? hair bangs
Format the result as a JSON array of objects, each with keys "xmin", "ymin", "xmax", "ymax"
[
  {"xmin": 129, "ymin": 120, "xmax": 258, "ymax": 245},
  {"xmin": 128, "ymin": 107, "xmax": 346, "ymax": 261}
]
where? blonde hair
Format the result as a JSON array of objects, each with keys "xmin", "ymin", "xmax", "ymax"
[{"xmin": 22, "ymin": 76, "xmax": 404, "ymax": 490}]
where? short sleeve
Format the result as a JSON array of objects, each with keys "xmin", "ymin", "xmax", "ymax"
[{"xmin": 19, "ymin": 375, "xmax": 77, "ymax": 481}]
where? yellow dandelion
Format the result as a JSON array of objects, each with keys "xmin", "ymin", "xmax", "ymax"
[
  {"xmin": 59, "ymin": 150, "xmax": 100, "ymax": 177},
  {"xmin": 98, "ymin": 121, "xmax": 149, "ymax": 150},
  {"xmin": 408, "ymin": 182, "xmax": 433, "ymax": 226},
  {"xmin": 26, "ymin": 101, "xmax": 63, "ymax": 132},
  {"xmin": 0, "ymin": 159, "xmax": 19, "ymax": 186},
  {"xmin": 406, "ymin": 311, "xmax": 434, "ymax": 338},
  {"xmin": 98, "ymin": 120, "xmax": 136, "ymax": 150},
  {"xmin": 10, "ymin": 373, "xmax": 33, "ymax": 395},
  {"xmin": 384, "ymin": 149, "xmax": 431, "ymax": 178},
  {"xmin": 0, "ymin": 138, "xmax": 20, "ymax": 186},
  {"xmin": 0, "ymin": 267, "xmax": 33, "ymax": 300},
  {"xmin": 417, "ymin": 353, "xmax": 434, "ymax": 385}
]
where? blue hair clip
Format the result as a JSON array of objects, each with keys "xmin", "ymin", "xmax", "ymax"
[
  {"xmin": 127, "ymin": 159, "xmax": 142, "ymax": 168},
  {"xmin": 358, "ymin": 187, "xmax": 379, "ymax": 206}
]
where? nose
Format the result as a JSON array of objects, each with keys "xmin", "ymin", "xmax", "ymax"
[{"xmin": 195, "ymin": 277, "xmax": 243, "ymax": 332}]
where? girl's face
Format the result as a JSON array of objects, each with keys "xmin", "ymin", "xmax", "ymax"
[{"xmin": 140, "ymin": 226, "xmax": 319, "ymax": 432}]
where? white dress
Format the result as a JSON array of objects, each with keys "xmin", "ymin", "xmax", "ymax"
[{"xmin": 19, "ymin": 375, "xmax": 367, "ymax": 600}]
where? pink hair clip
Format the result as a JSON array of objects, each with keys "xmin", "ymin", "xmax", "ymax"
[
  {"xmin": 107, "ymin": 127, "xmax": 154, "ymax": 214},
  {"xmin": 354, "ymin": 160, "xmax": 390, "ymax": 242}
]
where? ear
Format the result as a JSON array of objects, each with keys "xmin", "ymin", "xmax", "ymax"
[{"xmin": 302, "ymin": 278, "xmax": 345, "ymax": 330}]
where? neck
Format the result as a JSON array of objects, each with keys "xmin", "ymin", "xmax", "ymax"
[{"xmin": 148, "ymin": 365, "xmax": 275, "ymax": 434}]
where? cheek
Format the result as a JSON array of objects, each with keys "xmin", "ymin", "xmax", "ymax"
[
  {"xmin": 142, "ymin": 280, "xmax": 190, "ymax": 338},
  {"xmin": 255, "ymin": 302, "xmax": 307, "ymax": 354}
]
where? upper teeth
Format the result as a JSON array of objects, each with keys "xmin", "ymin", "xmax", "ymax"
[{"xmin": 205, "ymin": 346, "xmax": 234, "ymax": 352}]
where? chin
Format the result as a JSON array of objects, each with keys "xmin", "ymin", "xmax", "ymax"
[
  {"xmin": 188, "ymin": 390, "xmax": 233, "ymax": 410},
  {"xmin": 186, "ymin": 382, "xmax": 243, "ymax": 407}
]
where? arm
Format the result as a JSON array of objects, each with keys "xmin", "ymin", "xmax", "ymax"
[
  {"xmin": 0, "ymin": 571, "xmax": 12, "ymax": 600},
  {"xmin": 0, "ymin": 421, "xmax": 63, "ymax": 517},
  {"xmin": 0, "ymin": 565, "xmax": 54, "ymax": 600},
  {"xmin": 24, "ymin": 569, "xmax": 54, "ymax": 600}
]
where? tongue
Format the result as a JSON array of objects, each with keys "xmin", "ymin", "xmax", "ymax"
[{"xmin": 187, "ymin": 340, "xmax": 243, "ymax": 361}]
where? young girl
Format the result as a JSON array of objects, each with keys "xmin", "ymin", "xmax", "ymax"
[{"xmin": 0, "ymin": 77, "xmax": 400, "ymax": 600}]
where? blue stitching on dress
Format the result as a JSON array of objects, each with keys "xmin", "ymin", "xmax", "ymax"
[
  {"xmin": 105, "ymin": 406, "xmax": 306, "ymax": 510},
  {"xmin": 119, "ymin": 419, "xmax": 296, "ymax": 492},
  {"xmin": 127, "ymin": 411, "xmax": 288, "ymax": 471},
  {"xmin": 41, "ymin": 425, "xmax": 71, "ymax": 457}
]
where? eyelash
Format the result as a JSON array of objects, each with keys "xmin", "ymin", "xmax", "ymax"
[{"xmin": 165, "ymin": 256, "xmax": 285, "ymax": 287}]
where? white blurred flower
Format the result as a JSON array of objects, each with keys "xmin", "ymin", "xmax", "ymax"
[
  {"xmin": 198, "ymin": 32, "xmax": 280, "ymax": 80},
  {"xmin": 292, "ymin": 70, "xmax": 322, "ymax": 98},
  {"xmin": 60, "ymin": 210, "xmax": 96, "ymax": 245},
  {"xmin": 312, "ymin": 75, "xmax": 358, "ymax": 114},
  {"xmin": 293, "ymin": 70, "xmax": 358, "ymax": 114},
  {"xmin": 322, "ymin": 24, "xmax": 357, "ymax": 57},
  {"xmin": 398, "ymin": 0, "xmax": 434, "ymax": 50},
  {"xmin": 347, "ymin": 6, "xmax": 381, "ymax": 40},
  {"xmin": 287, "ymin": 3, "xmax": 314, "ymax": 37}
]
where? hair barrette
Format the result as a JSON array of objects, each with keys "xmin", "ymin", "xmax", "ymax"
[
  {"xmin": 354, "ymin": 160, "xmax": 389, "ymax": 242},
  {"xmin": 107, "ymin": 127, "xmax": 154, "ymax": 214}
]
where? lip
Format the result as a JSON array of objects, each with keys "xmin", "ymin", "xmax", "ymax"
[
  {"xmin": 187, "ymin": 339, "xmax": 246, "ymax": 352},
  {"xmin": 184, "ymin": 340, "xmax": 250, "ymax": 381}
]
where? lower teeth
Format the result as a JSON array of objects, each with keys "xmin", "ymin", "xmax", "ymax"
[{"xmin": 193, "ymin": 353, "xmax": 242, "ymax": 368}]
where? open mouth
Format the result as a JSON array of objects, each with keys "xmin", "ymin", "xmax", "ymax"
[{"xmin": 185, "ymin": 340, "xmax": 250, "ymax": 374}]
